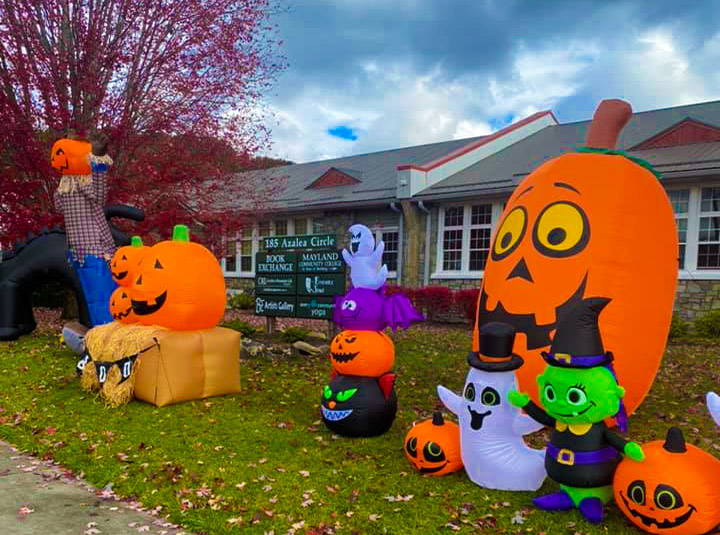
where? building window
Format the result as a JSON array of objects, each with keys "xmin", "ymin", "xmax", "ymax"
[
  {"xmin": 381, "ymin": 230, "xmax": 399, "ymax": 273},
  {"xmin": 223, "ymin": 217, "xmax": 313, "ymax": 277},
  {"xmin": 698, "ymin": 187, "xmax": 720, "ymax": 269},
  {"xmin": 437, "ymin": 203, "xmax": 499, "ymax": 275},
  {"xmin": 668, "ymin": 189, "xmax": 688, "ymax": 270}
]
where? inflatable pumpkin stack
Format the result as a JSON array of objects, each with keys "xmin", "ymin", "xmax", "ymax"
[
  {"xmin": 320, "ymin": 224, "xmax": 423, "ymax": 437},
  {"xmin": 79, "ymin": 224, "xmax": 241, "ymax": 407}
]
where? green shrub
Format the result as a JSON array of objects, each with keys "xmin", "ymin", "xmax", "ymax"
[
  {"xmin": 280, "ymin": 326, "xmax": 312, "ymax": 343},
  {"xmin": 221, "ymin": 319, "xmax": 258, "ymax": 337},
  {"xmin": 227, "ymin": 291, "xmax": 255, "ymax": 310},
  {"xmin": 694, "ymin": 310, "xmax": 720, "ymax": 338},
  {"xmin": 668, "ymin": 314, "xmax": 689, "ymax": 339}
]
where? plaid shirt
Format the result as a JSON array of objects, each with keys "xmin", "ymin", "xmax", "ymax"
[{"xmin": 54, "ymin": 166, "xmax": 116, "ymax": 263}]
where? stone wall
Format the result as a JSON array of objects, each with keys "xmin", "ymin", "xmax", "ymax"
[{"xmin": 674, "ymin": 279, "xmax": 720, "ymax": 321}]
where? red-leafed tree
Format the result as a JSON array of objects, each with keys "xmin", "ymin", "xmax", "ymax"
[{"xmin": 0, "ymin": 0, "xmax": 287, "ymax": 249}]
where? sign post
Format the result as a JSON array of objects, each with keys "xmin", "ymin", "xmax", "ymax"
[{"xmin": 254, "ymin": 235, "xmax": 346, "ymax": 335}]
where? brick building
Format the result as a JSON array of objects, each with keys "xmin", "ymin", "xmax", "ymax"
[{"xmin": 223, "ymin": 99, "xmax": 720, "ymax": 321}]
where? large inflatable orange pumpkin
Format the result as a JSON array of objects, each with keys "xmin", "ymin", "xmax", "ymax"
[
  {"xmin": 50, "ymin": 138, "xmax": 92, "ymax": 176},
  {"xmin": 473, "ymin": 99, "xmax": 678, "ymax": 415},
  {"xmin": 129, "ymin": 225, "xmax": 226, "ymax": 330},
  {"xmin": 614, "ymin": 427, "xmax": 720, "ymax": 535},
  {"xmin": 329, "ymin": 330, "xmax": 395, "ymax": 377}
]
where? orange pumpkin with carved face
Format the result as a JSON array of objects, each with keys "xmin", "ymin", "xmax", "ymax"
[
  {"xmin": 329, "ymin": 330, "xmax": 395, "ymax": 377},
  {"xmin": 614, "ymin": 427, "xmax": 720, "ymax": 535},
  {"xmin": 111, "ymin": 236, "xmax": 148, "ymax": 286},
  {"xmin": 129, "ymin": 225, "xmax": 226, "ymax": 330},
  {"xmin": 404, "ymin": 412, "xmax": 462, "ymax": 476},
  {"xmin": 473, "ymin": 100, "xmax": 678, "ymax": 415},
  {"xmin": 50, "ymin": 138, "xmax": 92, "ymax": 175},
  {"xmin": 109, "ymin": 287, "xmax": 135, "ymax": 324}
]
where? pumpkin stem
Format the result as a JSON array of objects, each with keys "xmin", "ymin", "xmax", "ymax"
[
  {"xmin": 432, "ymin": 411, "xmax": 444, "ymax": 426},
  {"xmin": 585, "ymin": 99, "xmax": 633, "ymax": 150},
  {"xmin": 172, "ymin": 224, "xmax": 190, "ymax": 243},
  {"xmin": 130, "ymin": 236, "xmax": 143, "ymax": 247},
  {"xmin": 663, "ymin": 427, "xmax": 687, "ymax": 453}
]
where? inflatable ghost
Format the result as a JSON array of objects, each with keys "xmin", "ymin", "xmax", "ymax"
[
  {"xmin": 341, "ymin": 224, "xmax": 388, "ymax": 290},
  {"xmin": 437, "ymin": 322, "xmax": 546, "ymax": 491},
  {"xmin": 708, "ymin": 392, "xmax": 720, "ymax": 426}
]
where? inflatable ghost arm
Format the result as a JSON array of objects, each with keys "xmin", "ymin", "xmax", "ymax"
[
  {"xmin": 513, "ymin": 398, "xmax": 556, "ymax": 428},
  {"xmin": 437, "ymin": 385, "xmax": 462, "ymax": 415},
  {"xmin": 342, "ymin": 248, "xmax": 352, "ymax": 266},
  {"xmin": 372, "ymin": 240, "xmax": 385, "ymax": 265},
  {"xmin": 512, "ymin": 411, "xmax": 546, "ymax": 436},
  {"xmin": 708, "ymin": 392, "xmax": 720, "ymax": 426}
]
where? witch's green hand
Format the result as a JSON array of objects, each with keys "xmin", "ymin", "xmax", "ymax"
[
  {"xmin": 508, "ymin": 390, "xmax": 530, "ymax": 408},
  {"xmin": 624, "ymin": 441, "xmax": 645, "ymax": 461}
]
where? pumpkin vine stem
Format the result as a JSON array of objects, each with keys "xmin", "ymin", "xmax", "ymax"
[
  {"xmin": 172, "ymin": 224, "xmax": 190, "ymax": 242},
  {"xmin": 130, "ymin": 236, "xmax": 144, "ymax": 247}
]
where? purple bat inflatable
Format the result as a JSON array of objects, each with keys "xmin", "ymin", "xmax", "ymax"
[{"xmin": 334, "ymin": 286, "xmax": 424, "ymax": 332}]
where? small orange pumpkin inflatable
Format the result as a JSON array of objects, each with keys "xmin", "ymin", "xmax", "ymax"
[
  {"xmin": 473, "ymin": 99, "xmax": 678, "ymax": 415},
  {"xmin": 129, "ymin": 224, "xmax": 226, "ymax": 330},
  {"xmin": 111, "ymin": 236, "xmax": 148, "ymax": 286},
  {"xmin": 614, "ymin": 427, "xmax": 720, "ymax": 535},
  {"xmin": 404, "ymin": 412, "xmax": 462, "ymax": 476},
  {"xmin": 50, "ymin": 138, "xmax": 92, "ymax": 176},
  {"xmin": 109, "ymin": 287, "xmax": 135, "ymax": 324},
  {"xmin": 329, "ymin": 330, "xmax": 395, "ymax": 377}
]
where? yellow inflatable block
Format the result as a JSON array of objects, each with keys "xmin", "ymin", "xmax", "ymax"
[{"xmin": 133, "ymin": 326, "xmax": 241, "ymax": 407}]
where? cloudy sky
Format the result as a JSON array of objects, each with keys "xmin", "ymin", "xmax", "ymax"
[{"xmin": 261, "ymin": 0, "xmax": 720, "ymax": 164}]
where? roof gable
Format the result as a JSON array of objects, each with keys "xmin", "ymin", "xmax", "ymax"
[
  {"xmin": 306, "ymin": 167, "xmax": 362, "ymax": 189},
  {"xmin": 630, "ymin": 118, "xmax": 720, "ymax": 150}
]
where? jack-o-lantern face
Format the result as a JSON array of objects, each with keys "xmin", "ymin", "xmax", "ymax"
[
  {"xmin": 474, "ymin": 100, "xmax": 678, "ymax": 414},
  {"xmin": 614, "ymin": 427, "xmax": 720, "ymax": 535},
  {"xmin": 128, "ymin": 225, "xmax": 226, "ymax": 330},
  {"xmin": 404, "ymin": 412, "xmax": 462, "ymax": 476},
  {"xmin": 50, "ymin": 138, "xmax": 92, "ymax": 176},
  {"xmin": 111, "ymin": 236, "xmax": 148, "ymax": 286},
  {"xmin": 109, "ymin": 288, "xmax": 135, "ymax": 324},
  {"xmin": 329, "ymin": 330, "xmax": 395, "ymax": 377}
]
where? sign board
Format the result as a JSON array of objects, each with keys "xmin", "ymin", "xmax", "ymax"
[
  {"xmin": 255, "ymin": 296, "xmax": 297, "ymax": 317},
  {"xmin": 297, "ymin": 297, "xmax": 336, "ymax": 320},
  {"xmin": 254, "ymin": 241, "xmax": 346, "ymax": 318},
  {"xmin": 255, "ymin": 252, "xmax": 297, "ymax": 274},
  {"xmin": 263, "ymin": 234, "xmax": 337, "ymax": 251},
  {"xmin": 298, "ymin": 250, "xmax": 344, "ymax": 273},
  {"xmin": 255, "ymin": 275, "xmax": 296, "ymax": 295}
]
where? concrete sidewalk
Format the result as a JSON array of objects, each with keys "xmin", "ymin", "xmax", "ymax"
[{"xmin": 0, "ymin": 441, "xmax": 189, "ymax": 535}]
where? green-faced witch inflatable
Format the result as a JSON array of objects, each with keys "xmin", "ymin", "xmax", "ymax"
[{"xmin": 508, "ymin": 298, "xmax": 645, "ymax": 524}]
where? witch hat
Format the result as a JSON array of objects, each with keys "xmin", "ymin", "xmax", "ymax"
[
  {"xmin": 467, "ymin": 322, "xmax": 524, "ymax": 372},
  {"xmin": 541, "ymin": 298, "xmax": 614, "ymax": 368}
]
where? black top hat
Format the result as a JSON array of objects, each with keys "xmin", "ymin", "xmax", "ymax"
[
  {"xmin": 541, "ymin": 298, "xmax": 614, "ymax": 368},
  {"xmin": 467, "ymin": 322, "xmax": 524, "ymax": 372}
]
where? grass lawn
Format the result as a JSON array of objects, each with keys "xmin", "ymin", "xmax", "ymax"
[{"xmin": 0, "ymin": 324, "xmax": 718, "ymax": 535}]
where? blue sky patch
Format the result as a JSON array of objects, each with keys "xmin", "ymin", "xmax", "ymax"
[
  {"xmin": 328, "ymin": 126, "xmax": 358, "ymax": 141},
  {"xmin": 489, "ymin": 114, "xmax": 515, "ymax": 131}
]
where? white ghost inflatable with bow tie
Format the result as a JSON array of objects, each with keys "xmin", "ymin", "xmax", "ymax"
[
  {"xmin": 708, "ymin": 392, "xmax": 720, "ymax": 426},
  {"xmin": 341, "ymin": 224, "xmax": 388, "ymax": 290},
  {"xmin": 437, "ymin": 322, "xmax": 546, "ymax": 491}
]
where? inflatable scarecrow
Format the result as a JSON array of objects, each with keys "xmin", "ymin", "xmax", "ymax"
[
  {"xmin": 474, "ymin": 99, "xmax": 678, "ymax": 417},
  {"xmin": 51, "ymin": 135, "xmax": 117, "ymax": 326},
  {"xmin": 437, "ymin": 322, "xmax": 546, "ymax": 490},
  {"xmin": 614, "ymin": 427, "xmax": 720, "ymax": 535},
  {"xmin": 508, "ymin": 298, "xmax": 645, "ymax": 524}
]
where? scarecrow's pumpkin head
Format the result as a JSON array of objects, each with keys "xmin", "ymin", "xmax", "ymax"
[
  {"xmin": 321, "ymin": 373, "xmax": 397, "ymax": 437},
  {"xmin": 50, "ymin": 138, "xmax": 92, "ymax": 175},
  {"xmin": 404, "ymin": 412, "xmax": 462, "ymax": 476},
  {"xmin": 109, "ymin": 287, "xmax": 135, "ymax": 324},
  {"xmin": 129, "ymin": 225, "xmax": 226, "ymax": 330},
  {"xmin": 537, "ymin": 365, "xmax": 623, "ymax": 424},
  {"xmin": 474, "ymin": 99, "xmax": 678, "ymax": 415},
  {"xmin": 614, "ymin": 427, "xmax": 720, "ymax": 535},
  {"xmin": 329, "ymin": 329, "xmax": 395, "ymax": 377},
  {"xmin": 111, "ymin": 236, "xmax": 148, "ymax": 286}
]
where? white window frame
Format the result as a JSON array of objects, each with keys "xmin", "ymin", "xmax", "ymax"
[
  {"xmin": 674, "ymin": 183, "xmax": 720, "ymax": 279},
  {"xmin": 432, "ymin": 201, "xmax": 504, "ymax": 279},
  {"xmin": 222, "ymin": 217, "xmax": 313, "ymax": 278},
  {"xmin": 369, "ymin": 226, "xmax": 400, "ymax": 279}
]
